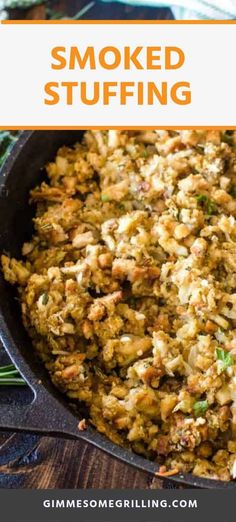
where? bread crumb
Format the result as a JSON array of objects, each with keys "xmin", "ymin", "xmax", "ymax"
[
  {"xmin": 155, "ymin": 466, "xmax": 179, "ymax": 477},
  {"xmin": 78, "ymin": 418, "xmax": 87, "ymax": 431}
]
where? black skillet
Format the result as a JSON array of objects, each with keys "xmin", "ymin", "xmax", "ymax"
[{"xmin": 0, "ymin": 131, "xmax": 234, "ymax": 489}]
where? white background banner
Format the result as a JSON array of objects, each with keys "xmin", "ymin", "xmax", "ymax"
[{"xmin": 0, "ymin": 21, "xmax": 235, "ymax": 128}]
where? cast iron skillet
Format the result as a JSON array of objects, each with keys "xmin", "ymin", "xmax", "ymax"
[{"xmin": 0, "ymin": 131, "xmax": 234, "ymax": 489}]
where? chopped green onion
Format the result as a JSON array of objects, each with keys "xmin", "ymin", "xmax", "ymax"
[
  {"xmin": 216, "ymin": 348, "xmax": 233, "ymax": 372},
  {"xmin": 196, "ymin": 194, "xmax": 216, "ymax": 215},
  {"xmin": 41, "ymin": 292, "xmax": 49, "ymax": 305},
  {"xmin": 101, "ymin": 194, "xmax": 110, "ymax": 202},
  {"xmin": 196, "ymin": 194, "xmax": 207, "ymax": 203},
  {"xmin": 193, "ymin": 400, "xmax": 208, "ymax": 417}
]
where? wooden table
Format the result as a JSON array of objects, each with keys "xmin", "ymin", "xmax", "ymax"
[{"xmin": 0, "ymin": 0, "xmax": 177, "ymax": 490}]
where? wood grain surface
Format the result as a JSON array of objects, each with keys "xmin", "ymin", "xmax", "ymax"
[
  {"xmin": 0, "ymin": 430, "xmax": 172, "ymax": 489},
  {"xmin": 0, "ymin": 0, "xmax": 177, "ymax": 490}
]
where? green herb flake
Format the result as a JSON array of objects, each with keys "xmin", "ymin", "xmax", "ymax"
[
  {"xmin": 216, "ymin": 348, "xmax": 233, "ymax": 371},
  {"xmin": 195, "ymin": 144, "xmax": 205, "ymax": 153},
  {"xmin": 193, "ymin": 400, "xmax": 208, "ymax": 417},
  {"xmin": 129, "ymin": 297, "xmax": 136, "ymax": 308},
  {"xmin": 40, "ymin": 223, "xmax": 53, "ymax": 232},
  {"xmin": 94, "ymin": 365, "xmax": 106, "ymax": 380},
  {"xmin": 222, "ymin": 132, "xmax": 234, "ymax": 146},
  {"xmin": 230, "ymin": 187, "xmax": 236, "ymax": 198},
  {"xmin": 41, "ymin": 292, "xmax": 49, "ymax": 306},
  {"xmin": 196, "ymin": 194, "xmax": 207, "ymax": 203},
  {"xmin": 196, "ymin": 194, "xmax": 216, "ymax": 215},
  {"xmin": 101, "ymin": 194, "xmax": 110, "ymax": 202}
]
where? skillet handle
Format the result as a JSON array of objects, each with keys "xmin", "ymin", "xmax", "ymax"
[
  {"xmin": 0, "ymin": 383, "xmax": 81, "ymax": 437},
  {"xmin": 0, "ymin": 359, "xmax": 83, "ymax": 439},
  {"xmin": 0, "ymin": 388, "xmax": 73, "ymax": 434},
  {"xmin": 0, "ymin": 324, "xmax": 84, "ymax": 437}
]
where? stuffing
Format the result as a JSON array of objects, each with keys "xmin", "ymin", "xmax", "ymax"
[{"xmin": 2, "ymin": 129, "xmax": 236, "ymax": 481}]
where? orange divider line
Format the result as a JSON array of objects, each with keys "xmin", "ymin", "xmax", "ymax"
[
  {"xmin": 0, "ymin": 126, "xmax": 235, "ymax": 131},
  {"xmin": 2, "ymin": 20, "xmax": 236, "ymax": 24}
]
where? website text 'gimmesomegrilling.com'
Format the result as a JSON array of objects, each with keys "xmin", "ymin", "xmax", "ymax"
[
  {"xmin": 1, "ymin": 490, "xmax": 236, "ymax": 522},
  {"xmin": 42, "ymin": 496, "xmax": 198, "ymax": 509}
]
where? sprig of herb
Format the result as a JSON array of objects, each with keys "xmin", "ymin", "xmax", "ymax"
[
  {"xmin": 73, "ymin": 1, "xmax": 95, "ymax": 19},
  {"xmin": 0, "ymin": 364, "xmax": 25, "ymax": 386},
  {"xmin": 216, "ymin": 348, "xmax": 233, "ymax": 372},
  {"xmin": 196, "ymin": 194, "xmax": 217, "ymax": 215},
  {"xmin": 193, "ymin": 400, "xmax": 208, "ymax": 417},
  {"xmin": 0, "ymin": 131, "xmax": 18, "ymax": 168},
  {"xmin": 46, "ymin": 1, "xmax": 95, "ymax": 20}
]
